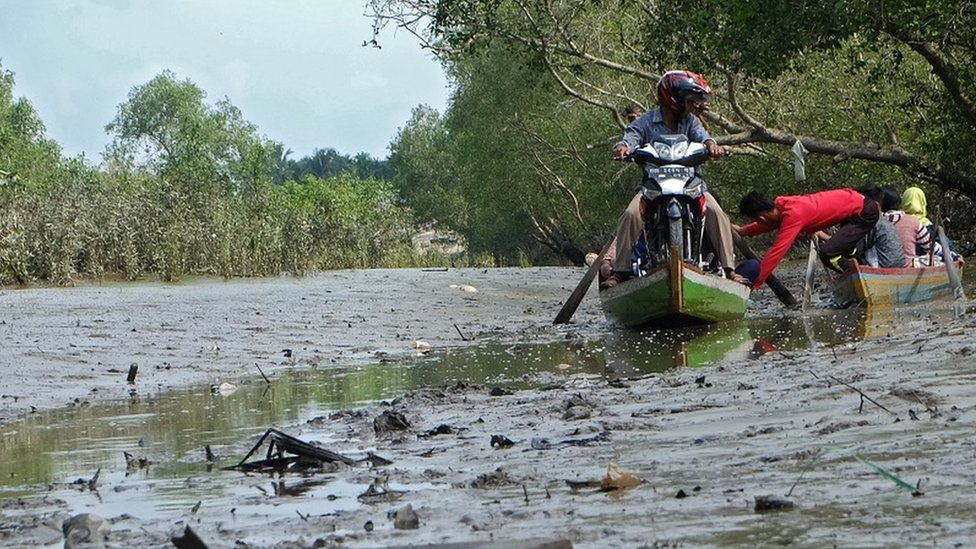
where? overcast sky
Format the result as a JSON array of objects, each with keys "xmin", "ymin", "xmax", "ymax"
[{"xmin": 0, "ymin": 0, "xmax": 450, "ymax": 161}]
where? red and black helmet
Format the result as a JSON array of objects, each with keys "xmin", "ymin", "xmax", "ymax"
[{"xmin": 657, "ymin": 70, "xmax": 712, "ymax": 112}]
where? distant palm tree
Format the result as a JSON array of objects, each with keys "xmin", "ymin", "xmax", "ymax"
[{"xmin": 270, "ymin": 143, "xmax": 294, "ymax": 185}]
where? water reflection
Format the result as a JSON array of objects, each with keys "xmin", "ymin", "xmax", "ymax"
[{"xmin": 0, "ymin": 304, "xmax": 955, "ymax": 494}]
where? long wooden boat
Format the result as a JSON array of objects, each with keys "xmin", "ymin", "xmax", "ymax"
[
  {"xmin": 599, "ymin": 252, "xmax": 752, "ymax": 328},
  {"xmin": 830, "ymin": 261, "xmax": 963, "ymax": 308}
]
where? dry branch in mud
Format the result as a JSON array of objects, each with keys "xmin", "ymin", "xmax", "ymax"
[{"xmin": 231, "ymin": 428, "xmax": 369, "ymax": 472}]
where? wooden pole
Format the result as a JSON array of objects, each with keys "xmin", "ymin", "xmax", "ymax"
[
  {"xmin": 802, "ymin": 239, "xmax": 818, "ymax": 311},
  {"xmin": 934, "ymin": 207, "xmax": 965, "ymax": 301},
  {"xmin": 553, "ymin": 240, "xmax": 613, "ymax": 324},
  {"xmin": 936, "ymin": 226, "xmax": 965, "ymax": 301}
]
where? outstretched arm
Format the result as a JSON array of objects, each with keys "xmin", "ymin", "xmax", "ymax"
[{"xmin": 752, "ymin": 221, "xmax": 803, "ymax": 289}]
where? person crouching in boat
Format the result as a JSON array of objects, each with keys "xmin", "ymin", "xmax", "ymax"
[
  {"xmin": 734, "ymin": 188, "xmax": 880, "ymax": 291},
  {"xmin": 852, "ymin": 186, "xmax": 906, "ymax": 268}
]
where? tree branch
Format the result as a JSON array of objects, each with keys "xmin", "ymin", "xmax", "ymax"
[{"xmin": 878, "ymin": 21, "xmax": 976, "ymax": 129}]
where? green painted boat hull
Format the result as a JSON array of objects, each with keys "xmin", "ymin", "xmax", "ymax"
[{"xmin": 600, "ymin": 258, "xmax": 751, "ymax": 328}]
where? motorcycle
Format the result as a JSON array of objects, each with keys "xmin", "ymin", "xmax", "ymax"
[{"xmin": 628, "ymin": 134, "xmax": 709, "ymax": 276}]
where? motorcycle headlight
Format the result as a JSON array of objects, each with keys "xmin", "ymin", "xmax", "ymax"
[
  {"xmin": 653, "ymin": 142, "xmax": 672, "ymax": 160},
  {"xmin": 683, "ymin": 179, "xmax": 704, "ymax": 199},
  {"xmin": 641, "ymin": 187, "xmax": 661, "ymax": 202},
  {"xmin": 671, "ymin": 141, "xmax": 688, "ymax": 158}
]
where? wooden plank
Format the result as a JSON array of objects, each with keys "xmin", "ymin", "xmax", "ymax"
[{"xmin": 668, "ymin": 245, "xmax": 683, "ymax": 314}]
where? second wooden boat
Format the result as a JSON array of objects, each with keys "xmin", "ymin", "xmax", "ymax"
[{"xmin": 830, "ymin": 261, "xmax": 963, "ymax": 308}]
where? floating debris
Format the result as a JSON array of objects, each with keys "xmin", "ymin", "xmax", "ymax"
[
  {"xmin": 449, "ymin": 284, "xmax": 478, "ymax": 293},
  {"xmin": 229, "ymin": 428, "xmax": 369, "ymax": 472},
  {"xmin": 374, "ymin": 410, "xmax": 411, "ymax": 435},
  {"xmin": 469, "ymin": 467, "xmax": 516, "ymax": 489},
  {"xmin": 123, "ymin": 451, "xmax": 152, "ymax": 472},
  {"xmin": 490, "ymin": 434, "xmax": 515, "ymax": 448},
  {"xmin": 754, "ymin": 494, "xmax": 796, "ymax": 512},
  {"xmin": 392, "ymin": 503, "xmax": 420, "ymax": 530},
  {"xmin": 600, "ymin": 463, "xmax": 642, "ymax": 491},
  {"xmin": 63, "ymin": 513, "xmax": 111, "ymax": 546},
  {"xmin": 171, "ymin": 524, "xmax": 209, "ymax": 549},
  {"xmin": 210, "ymin": 382, "xmax": 237, "ymax": 396},
  {"xmin": 855, "ymin": 455, "xmax": 924, "ymax": 496},
  {"xmin": 530, "ymin": 432, "xmax": 609, "ymax": 450},
  {"xmin": 418, "ymin": 424, "xmax": 460, "ymax": 438},
  {"xmin": 358, "ymin": 479, "xmax": 407, "ymax": 504}
]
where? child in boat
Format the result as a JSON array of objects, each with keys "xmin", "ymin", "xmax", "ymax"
[{"xmin": 735, "ymin": 188, "xmax": 880, "ymax": 290}]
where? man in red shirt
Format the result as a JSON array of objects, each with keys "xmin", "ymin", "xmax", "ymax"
[{"xmin": 735, "ymin": 189, "xmax": 880, "ymax": 290}]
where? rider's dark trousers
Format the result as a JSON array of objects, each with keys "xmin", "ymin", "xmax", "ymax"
[{"xmin": 608, "ymin": 191, "xmax": 734, "ymax": 274}]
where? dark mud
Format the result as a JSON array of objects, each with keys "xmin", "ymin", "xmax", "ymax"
[{"xmin": 2, "ymin": 266, "xmax": 976, "ymax": 548}]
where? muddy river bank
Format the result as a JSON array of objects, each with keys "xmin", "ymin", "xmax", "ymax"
[{"xmin": 2, "ymin": 267, "xmax": 975, "ymax": 548}]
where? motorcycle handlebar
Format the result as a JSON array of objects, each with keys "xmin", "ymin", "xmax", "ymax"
[{"xmin": 611, "ymin": 148, "xmax": 733, "ymax": 162}]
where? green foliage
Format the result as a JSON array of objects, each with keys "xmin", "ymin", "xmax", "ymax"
[
  {"xmin": 276, "ymin": 147, "xmax": 391, "ymax": 185},
  {"xmin": 389, "ymin": 105, "xmax": 467, "ymax": 228},
  {"xmin": 105, "ymin": 70, "xmax": 282, "ymax": 201},
  {"xmin": 277, "ymin": 174, "xmax": 415, "ymax": 269},
  {"xmin": 0, "ymin": 65, "xmax": 66, "ymax": 189},
  {"xmin": 371, "ymin": 0, "xmax": 976, "ymax": 257},
  {"xmin": 0, "ymin": 68, "xmax": 453, "ymax": 285},
  {"xmin": 388, "ymin": 43, "xmax": 630, "ymax": 263},
  {"xmin": 0, "ymin": 171, "xmax": 423, "ymax": 285}
]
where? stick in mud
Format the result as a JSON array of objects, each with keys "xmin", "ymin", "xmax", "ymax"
[
  {"xmin": 454, "ymin": 323, "xmax": 469, "ymax": 341},
  {"xmin": 126, "ymin": 364, "xmax": 138, "ymax": 383},
  {"xmin": 87, "ymin": 468, "xmax": 100, "ymax": 491},
  {"xmin": 828, "ymin": 375, "xmax": 895, "ymax": 415},
  {"xmin": 255, "ymin": 363, "xmax": 271, "ymax": 384}
]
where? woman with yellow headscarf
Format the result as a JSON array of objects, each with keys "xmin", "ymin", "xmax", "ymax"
[
  {"xmin": 902, "ymin": 186, "xmax": 963, "ymax": 263},
  {"xmin": 901, "ymin": 186, "xmax": 932, "ymax": 226}
]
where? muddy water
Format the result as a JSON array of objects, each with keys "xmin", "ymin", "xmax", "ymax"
[
  {"xmin": 0, "ymin": 304, "xmax": 904, "ymax": 490},
  {"xmin": 0, "ymin": 267, "xmax": 973, "ymax": 547}
]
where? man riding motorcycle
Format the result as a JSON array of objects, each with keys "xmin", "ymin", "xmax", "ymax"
[{"xmin": 600, "ymin": 70, "xmax": 745, "ymax": 288}]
